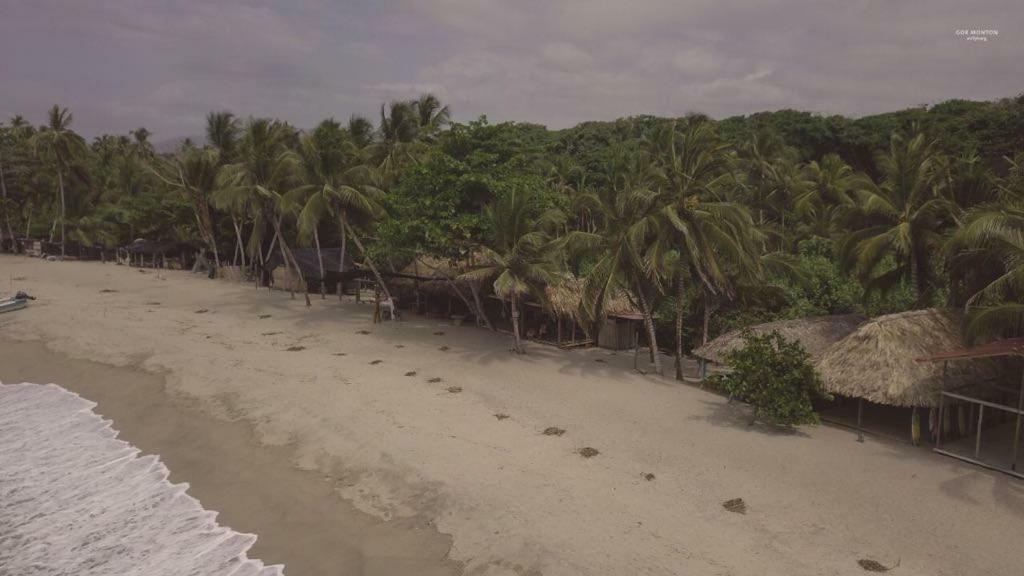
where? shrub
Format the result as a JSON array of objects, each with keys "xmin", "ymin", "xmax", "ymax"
[{"xmin": 708, "ymin": 331, "xmax": 824, "ymax": 426}]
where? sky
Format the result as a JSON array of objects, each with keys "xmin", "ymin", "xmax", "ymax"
[{"xmin": 1, "ymin": 0, "xmax": 1021, "ymax": 141}]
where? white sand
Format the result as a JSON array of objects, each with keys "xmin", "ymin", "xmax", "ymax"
[{"xmin": 1, "ymin": 254, "xmax": 1021, "ymax": 576}]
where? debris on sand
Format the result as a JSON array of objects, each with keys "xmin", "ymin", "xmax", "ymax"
[
  {"xmin": 723, "ymin": 498, "xmax": 746, "ymax": 514},
  {"xmin": 370, "ymin": 359, "xmax": 383, "ymax": 365},
  {"xmin": 494, "ymin": 413, "xmax": 509, "ymax": 420},
  {"xmin": 447, "ymin": 386, "xmax": 462, "ymax": 393},
  {"xmin": 858, "ymin": 559, "xmax": 899, "ymax": 572},
  {"xmin": 194, "ymin": 309, "xmax": 209, "ymax": 314},
  {"xmin": 439, "ymin": 346, "xmax": 450, "ymax": 351},
  {"xmin": 395, "ymin": 344, "xmax": 405, "ymax": 349},
  {"xmin": 99, "ymin": 289, "xmax": 118, "ymax": 293},
  {"xmin": 643, "ymin": 473, "xmax": 656, "ymax": 481},
  {"xmin": 144, "ymin": 301, "xmax": 161, "ymax": 306},
  {"xmin": 594, "ymin": 358, "xmax": 606, "ymax": 363},
  {"xmin": 258, "ymin": 314, "xmax": 272, "ymax": 319},
  {"xmin": 285, "ymin": 346, "xmax": 306, "ymax": 352},
  {"xmin": 578, "ymin": 447, "xmax": 600, "ymax": 458},
  {"xmin": 404, "ymin": 371, "xmax": 417, "ymax": 377},
  {"xmin": 261, "ymin": 331, "xmax": 281, "ymax": 336},
  {"xmin": 427, "ymin": 377, "xmax": 443, "ymax": 383},
  {"xmin": 333, "ymin": 352, "xmax": 347, "ymax": 356},
  {"xmin": 356, "ymin": 330, "xmax": 371, "ymax": 335},
  {"xmin": 433, "ymin": 331, "xmax": 445, "ymax": 336},
  {"xmin": 542, "ymin": 427, "xmax": 566, "ymax": 436}
]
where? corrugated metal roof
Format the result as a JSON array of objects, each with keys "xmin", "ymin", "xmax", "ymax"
[{"xmin": 918, "ymin": 337, "xmax": 1024, "ymax": 362}]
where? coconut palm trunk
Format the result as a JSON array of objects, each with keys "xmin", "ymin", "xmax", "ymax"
[
  {"xmin": 511, "ymin": 291, "xmax": 524, "ymax": 354},
  {"xmin": 634, "ymin": 279, "xmax": 662, "ymax": 375},
  {"xmin": 231, "ymin": 216, "xmax": 246, "ymax": 272},
  {"xmin": 0, "ymin": 153, "xmax": 14, "ymax": 250},
  {"xmin": 340, "ymin": 215, "xmax": 390, "ymax": 302},
  {"xmin": 313, "ymin": 227, "xmax": 326, "ymax": 298},
  {"xmin": 272, "ymin": 215, "xmax": 311, "ymax": 307},
  {"xmin": 674, "ymin": 269, "xmax": 685, "ymax": 381},
  {"xmin": 57, "ymin": 170, "xmax": 66, "ymax": 258}
]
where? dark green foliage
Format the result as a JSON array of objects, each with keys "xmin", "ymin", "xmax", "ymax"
[{"xmin": 709, "ymin": 331, "xmax": 823, "ymax": 426}]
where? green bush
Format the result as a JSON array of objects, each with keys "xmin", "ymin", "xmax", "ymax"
[{"xmin": 708, "ymin": 331, "xmax": 824, "ymax": 427}]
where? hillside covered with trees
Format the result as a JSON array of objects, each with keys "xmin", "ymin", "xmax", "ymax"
[{"xmin": 2, "ymin": 95, "xmax": 1022, "ymax": 377}]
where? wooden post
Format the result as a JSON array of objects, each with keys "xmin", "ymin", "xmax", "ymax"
[
  {"xmin": 857, "ymin": 398, "xmax": 864, "ymax": 443},
  {"xmin": 557, "ymin": 317, "xmax": 563, "ymax": 345},
  {"xmin": 1012, "ymin": 370, "xmax": 1024, "ymax": 471},
  {"xmin": 911, "ymin": 407, "xmax": 920, "ymax": 446},
  {"xmin": 975, "ymin": 405, "xmax": 984, "ymax": 459}
]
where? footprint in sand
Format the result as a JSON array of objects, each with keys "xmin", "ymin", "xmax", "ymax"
[
  {"xmin": 494, "ymin": 413, "xmax": 510, "ymax": 420},
  {"xmin": 446, "ymin": 386, "xmax": 462, "ymax": 394},
  {"xmin": 578, "ymin": 447, "xmax": 600, "ymax": 458},
  {"xmin": 356, "ymin": 330, "xmax": 371, "ymax": 335},
  {"xmin": 195, "ymin": 309, "xmax": 209, "ymax": 314},
  {"xmin": 594, "ymin": 358, "xmax": 607, "ymax": 363},
  {"xmin": 427, "ymin": 377, "xmax": 443, "ymax": 383},
  {"xmin": 542, "ymin": 427, "xmax": 566, "ymax": 436},
  {"xmin": 261, "ymin": 331, "xmax": 282, "ymax": 336},
  {"xmin": 433, "ymin": 331, "xmax": 445, "ymax": 336},
  {"xmin": 258, "ymin": 314, "xmax": 272, "ymax": 319},
  {"xmin": 722, "ymin": 498, "xmax": 746, "ymax": 514},
  {"xmin": 395, "ymin": 344, "xmax": 405, "ymax": 349},
  {"xmin": 333, "ymin": 352, "xmax": 347, "ymax": 356},
  {"xmin": 99, "ymin": 289, "xmax": 118, "ymax": 293},
  {"xmin": 144, "ymin": 301, "xmax": 161, "ymax": 306},
  {"xmin": 439, "ymin": 346, "xmax": 450, "ymax": 351},
  {"xmin": 370, "ymin": 359, "xmax": 383, "ymax": 365},
  {"xmin": 642, "ymin": 473, "xmax": 656, "ymax": 481},
  {"xmin": 285, "ymin": 346, "xmax": 306, "ymax": 352},
  {"xmin": 404, "ymin": 371, "xmax": 417, "ymax": 377}
]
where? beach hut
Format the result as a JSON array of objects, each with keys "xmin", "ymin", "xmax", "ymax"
[
  {"xmin": 816, "ymin": 308, "xmax": 1009, "ymax": 444},
  {"xmin": 692, "ymin": 314, "xmax": 866, "ymax": 379},
  {"xmin": 539, "ymin": 275, "xmax": 642, "ymax": 349},
  {"xmin": 265, "ymin": 247, "xmax": 356, "ymax": 295}
]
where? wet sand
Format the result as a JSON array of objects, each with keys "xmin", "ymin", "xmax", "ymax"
[{"xmin": 0, "ymin": 338, "xmax": 460, "ymax": 576}]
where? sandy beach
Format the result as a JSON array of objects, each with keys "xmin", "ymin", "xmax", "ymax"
[{"xmin": 1, "ymin": 254, "xmax": 1022, "ymax": 576}]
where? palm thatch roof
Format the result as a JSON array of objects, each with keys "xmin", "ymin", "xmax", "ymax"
[
  {"xmin": 388, "ymin": 255, "xmax": 471, "ymax": 296},
  {"xmin": 693, "ymin": 314, "xmax": 866, "ymax": 364},
  {"xmin": 816, "ymin": 308, "xmax": 1008, "ymax": 407},
  {"xmin": 543, "ymin": 275, "xmax": 639, "ymax": 321}
]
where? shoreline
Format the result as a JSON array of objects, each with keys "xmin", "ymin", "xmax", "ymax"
[
  {"xmin": 0, "ymin": 337, "xmax": 461, "ymax": 576},
  {"xmin": 2, "ymin": 254, "xmax": 1022, "ymax": 576}
]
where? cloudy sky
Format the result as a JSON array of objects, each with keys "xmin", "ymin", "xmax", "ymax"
[{"xmin": 1, "ymin": 1, "xmax": 1020, "ymax": 140}]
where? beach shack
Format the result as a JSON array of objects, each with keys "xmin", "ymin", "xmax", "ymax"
[
  {"xmin": 918, "ymin": 338, "xmax": 1024, "ymax": 478},
  {"xmin": 692, "ymin": 314, "xmax": 865, "ymax": 380},
  {"xmin": 816, "ymin": 309, "xmax": 1010, "ymax": 447}
]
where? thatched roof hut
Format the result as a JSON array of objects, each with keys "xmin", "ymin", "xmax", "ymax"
[
  {"xmin": 693, "ymin": 314, "xmax": 866, "ymax": 364},
  {"xmin": 815, "ymin": 308, "xmax": 1006, "ymax": 407},
  {"xmin": 542, "ymin": 275, "xmax": 638, "ymax": 322}
]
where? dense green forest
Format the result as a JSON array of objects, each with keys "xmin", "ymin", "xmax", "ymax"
[{"xmin": 2, "ymin": 95, "xmax": 1023, "ymax": 376}]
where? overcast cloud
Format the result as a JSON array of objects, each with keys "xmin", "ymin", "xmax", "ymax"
[{"xmin": 1, "ymin": 0, "xmax": 1021, "ymax": 140}]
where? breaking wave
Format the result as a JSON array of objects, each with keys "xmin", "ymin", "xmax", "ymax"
[{"xmin": 0, "ymin": 382, "xmax": 284, "ymax": 575}]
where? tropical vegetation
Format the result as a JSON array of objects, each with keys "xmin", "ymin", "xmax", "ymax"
[{"xmin": 2, "ymin": 94, "xmax": 1023, "ymax": 363}]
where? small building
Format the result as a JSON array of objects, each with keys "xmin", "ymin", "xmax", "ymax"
[
  {"xmin": 692, "ymin": 313, "xmax": 866, "ymax": 378},
  {"xmin": 816, "ymin": 308, "xmax": 1011, "ymax": 446}
]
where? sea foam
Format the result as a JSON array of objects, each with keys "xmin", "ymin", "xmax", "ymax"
[{"xmin": 0, "ymin": 381, "xmax": 284, "ymax": 575}]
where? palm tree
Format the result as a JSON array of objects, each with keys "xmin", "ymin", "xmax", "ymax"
[
  {"xmin": 947, "ymin": 153, "xmax": 1024, "ymax": 339},
  {"xmin": 347, "ymin": 115, "xmax": 375, "ymax": 151},
  {"xmin": 795, "ymin": 153, "xmax": 858, "ymax": 241},
  {"xmin": 841, "ymin": 132, "xmax": 955, "ymax": 308},
  {"xmin": 291, "ymin": 119, "xmax": 390, "ymax": 299},
  {"xmin": 150, "ymin": 148, "xmax": 222, "ymax": 267},
  {"xmin": 31, "ymin": 105, "xmax": 87, "ymax": 258},
  {"xmin": 463, "ymin": 188, "xmax": 562, "ymax": 353},
  {"xmin": 651, "ymin": 119, "xmax": 761, "ymax": 379},
  {"xmin": 218, "ymin": 119, "xmax": 310, "ymax": 305},
  {"xmin": 567, "ymin": 146, "xmax": 667, "ymax": 373},
  {"xmin": 413, "ymin": 94, "xmax": 450, "ymax": 141},
  {"xmin": 206, "ymin": 111, "xmax": 241, "ymax": 161}
]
